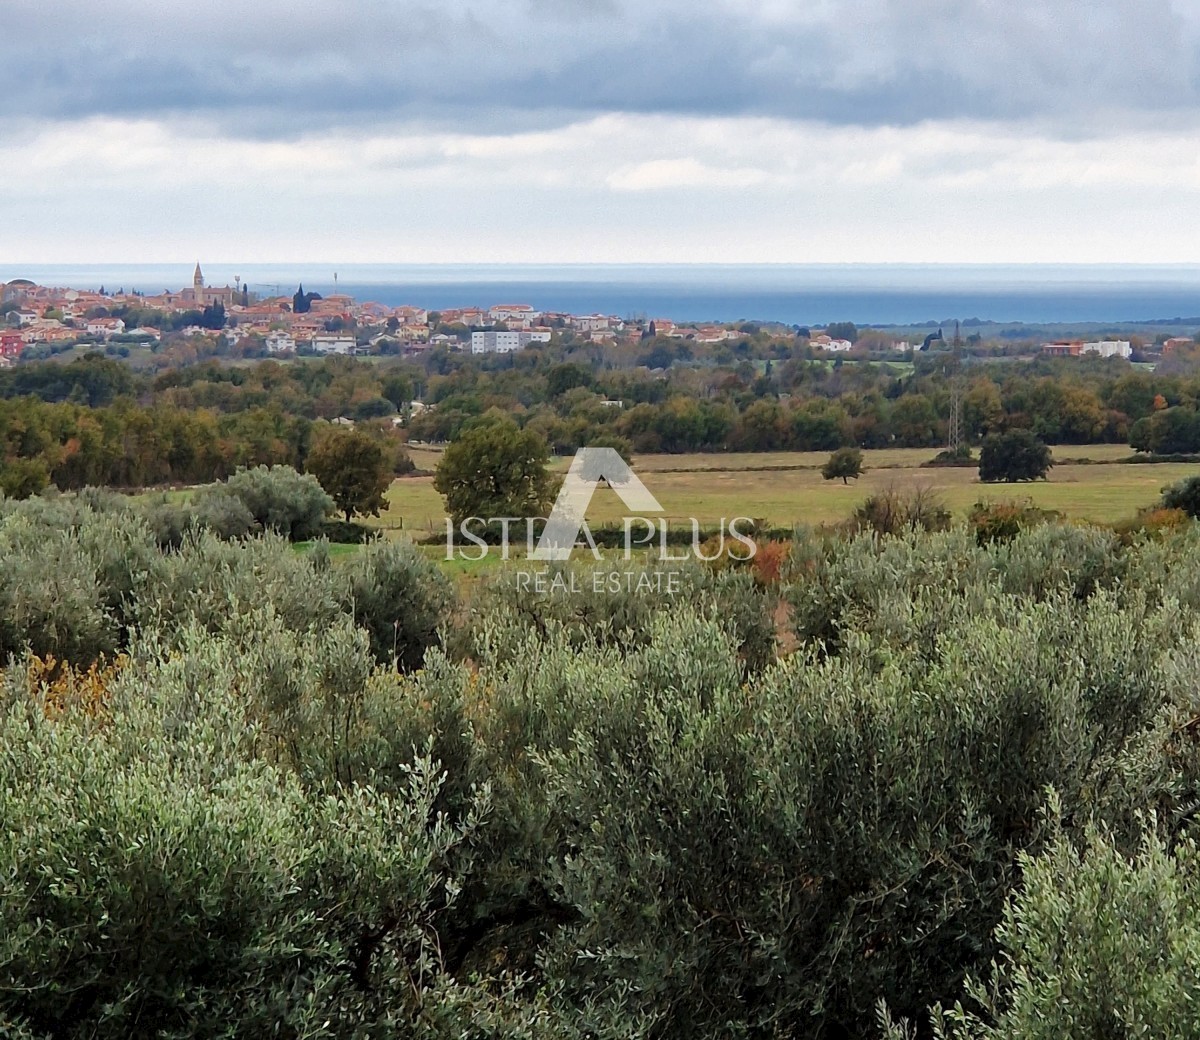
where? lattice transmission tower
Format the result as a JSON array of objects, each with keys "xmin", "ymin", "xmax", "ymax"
[{"xmin": 946, "ymin": 320, "xmax": 964, "ymax": 454}]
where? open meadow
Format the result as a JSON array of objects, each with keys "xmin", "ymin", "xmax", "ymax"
[{"xmin": 383, "ymin": 444, "xmax": 1196, "ymax": 537}]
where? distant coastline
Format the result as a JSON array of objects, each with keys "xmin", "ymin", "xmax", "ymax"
[{"xmin": 4, "ymin": 263, "xmax": 1200, "ymax": 327}]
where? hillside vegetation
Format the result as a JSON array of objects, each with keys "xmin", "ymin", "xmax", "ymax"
[{"xmin": 2, "ymin": 491, "xmax": 1200, "ymax": 1037}]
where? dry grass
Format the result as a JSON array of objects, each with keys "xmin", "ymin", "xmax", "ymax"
[{"xmin": 378, "ymin": 447, "xmax": 1187, "ymax": 536}]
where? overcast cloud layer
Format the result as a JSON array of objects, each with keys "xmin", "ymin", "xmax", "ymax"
[
  {"xmin": 4, "ymin": 0, "xmax": 1200, "ymax": 263},
  {"xmin": 8, "ymin": 0, "xmax": 1200, "ymax": 132}
]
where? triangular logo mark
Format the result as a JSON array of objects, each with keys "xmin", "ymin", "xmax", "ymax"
[{"xmin": 532, "ymin": 448, "xmax": 662, "ymax": 561}]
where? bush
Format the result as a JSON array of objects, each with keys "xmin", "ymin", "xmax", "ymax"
[
  {"xmin": 922, "ymin": 444, "xmax": 976, "ymax": 467},
  {"xmin": 192, "ymin": 487, "xmax": 257, "ymax": 540},
  {"xmin": 968, "ymin": 498, "xmax": 1058, "ymax": 545},
  {"xmin": 905, "ymin": 816, "xmax": 1200, "ymax": 1040},
  {"xmin": 339, "ymin": 540, "xmax": 454, "ymax": 671},
  {"xmin": 132, "ymin": 532, "xmax": 343, "ymax": 644},
  {"xmin": 457, "ymin": 558, "xmax": 778, "ymax": 675},
  {"xmin": 317, "ymin": 518, "xmax": 379, "ymax": 544},
  {"xmin": 224, "ymin": 465, "xmax": 333, "ymax": 541},
  {"xmin": 1114, "ymin": 506, "xmax": 1191, "ymax": 544},
  {"xmin": 851, "ymin": 483, "xmax": 951, "ymax": 536},
  {"xmin": 8, "ymin": 506, "xmax": 1200, "ymax": 1036},
  {"xmin": 0, "ymin": 505, "xmax": 162, "ymax": 666},
  {"xmin": 0, "ymin": 638, "xmax": 493, "ymax": 1039},
  {"xmin": 0, "ymin": 457, "xmax": 50, "ymax": 500},
  {"xmin": 141, "ymin": 488, "xmax": 256, "ymax": 549},
  {"xmin": 1161, "ymin": 474, "xmax": 1200, "ymax": 517},
  {"xmin": 514, "ymin": 590, "xmax": 1177, "ymax": 1037}
]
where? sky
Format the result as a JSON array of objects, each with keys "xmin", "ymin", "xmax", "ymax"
[{"xmin": 4, "ymin": 0, "xmax": 1200, "ymax": 264}]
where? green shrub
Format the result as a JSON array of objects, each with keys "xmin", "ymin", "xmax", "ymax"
[
  {"xmin": 339, "ymin": 540, "xmax": 454, "ymax": 671},
  {"xmin": 516, "ymin": 591, "xmax": 1177, "ymax": 1036},
  {"xmin": 133, "ymin": 531, "xmax": 343, "ymax": 644},
  {"xmin": 318, "ymin": 517, "xmax": 379, "ymax": 544},
  {"xmin": 968, "ymin": 499, "xmax": 1058, "ymax": 545},
  {"xmin": 0, "ymin": 457, "xmax": 50, "ymax": 499},
  {"xmin": 852, "ymin": 483, "xmax": 951, "ymax": 536},
  {"xmin": 0, "ymin": 511, "xmax": 139, "ymax": 666},
  {"xmin": 0, "ymin": 644, "xmax": 493, "ymax": 1039},
  {"xmin": 1161, "ymin": 473, "xmax": 1200, "ymax": 517},
  {"xmin": 993, "ymin": 522, "xmax": 1123, "ymax": 601},
  {"xmin": 191, "ymin": 486, "xmax": 257, "ymax": 539},
  {"xmin": 899, "ymin": 814, "xmax": 1200, "ymax": 1040},
  {"xmin": 459, "ymin": 559, "xmax": 777, "ymax": 675},
  {"xmin": 4, "ymin": 508, "xmax": 1200, "ymax": 1036},
  {"xmin": 224, "ymin": 464, "xmax": 333, "ymax": 541}
]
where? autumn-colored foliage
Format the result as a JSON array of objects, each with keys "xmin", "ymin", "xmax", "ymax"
[{"xmin": 28, "ymin": 652, "xmax": 126, "ymax": 720}]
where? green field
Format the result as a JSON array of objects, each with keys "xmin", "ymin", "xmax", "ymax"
[{"xmin": 380, "ymin": 446, "xmax": 1197, "ymax": 537}]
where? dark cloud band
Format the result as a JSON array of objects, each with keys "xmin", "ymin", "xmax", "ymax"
[{"xmin": 6, "ymin": 0, "xmax": 1199, "ymax": 134}]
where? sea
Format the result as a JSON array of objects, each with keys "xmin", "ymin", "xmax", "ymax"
[{"xmin": 6, "ymin": 263, "xmax": 1200, "ymax": 328}]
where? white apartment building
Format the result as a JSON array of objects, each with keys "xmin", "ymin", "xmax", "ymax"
[
  {"xmin": 472, "ymin": 330, "xmax": 521, "ymax": 354},
  {"xmin": 1081, "ymin": 340, "xmax": 1132, "ymax": 359},
  {"xmin": 312, "ymin": 335, "xmax": 356, "ymax": 355},
  {"xmin": 471, "ymin": 329, "xmax": 551, "ymax": 354}
]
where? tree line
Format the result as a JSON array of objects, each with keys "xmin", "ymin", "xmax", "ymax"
[
  {"xmin": 0, "ymin": 393, "xmax": 409, "ymax": 501},
  {"xmin": 11, "ymin": 352, "xmax": 1200, "ymax": 494}
]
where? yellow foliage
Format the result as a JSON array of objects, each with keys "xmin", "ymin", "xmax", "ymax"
[{"xmin": 28, "ymin": 652, "xmax": 126, "ymax": 721}]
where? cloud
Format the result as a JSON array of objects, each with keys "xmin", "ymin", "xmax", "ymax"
[
  {"xmin": 607, "ymin": 158, "xmax": 772, "ymax": 191},
  {"xmin": 8, "ymin": 2, "xmax": 1200, "ymax": 264},
  {"xmin": 5, "ymin": 0, "xmax": 1200, "ymax": 137},
  {"xmin": 6, "ymin": 111, "xmax": 1200, "ymax": 264}
]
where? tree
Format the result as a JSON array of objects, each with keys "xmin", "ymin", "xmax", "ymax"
[
  {"xmin": 0, "ymin": 457, "xmax": 50, "ymax": 499},
  {"xmin": 199, "ymin": 302, "xmax": 225, "ymax": 330},
  {"xmin": 292, "ymin": 284, "xmax": 311, "ymax": 314},
  {"xmin": 826, "ymin": 321, "xmax": 858, "ymax": 343},
  {"xmin": 381, "ymin": 373, "xmax": 415, "ymax": 413},
  {"xmin": 1130, "ymin": 407, "xmax": 1200, "ymax": 455},
  {"xmin": 433, "ymin": 415, "xmax": 556, "ymax": 525},
  {"xmin": 306, "ymin": 428, "xmax": 391, "ymax": 523},
  {"xmin": 582, "ymin": 434, "xmax": 633, "ymax": 466},
  {"xmin": 577, "ymin": 434, "xmax": 636, "ymax": 486},
  {"xmin": 822, "ymin": 446, "xmax": 864, "ymax": 484},
  {"xmin": 546, "ymin": 362, "xmax": 592, "ymax": 398},
  {"xmin": 978, "ymin": 429, "xmax": 1053, "ymax": 483}
]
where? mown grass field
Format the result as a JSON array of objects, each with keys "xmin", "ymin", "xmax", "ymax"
[{"xmin": 381, "ymin": 444, "xmax": 1198, "ymax": 537}]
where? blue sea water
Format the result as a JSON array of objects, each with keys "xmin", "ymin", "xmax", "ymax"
[{"xmin": 6, "ymin": 263, "xmax": 1200, "ymax": 327}]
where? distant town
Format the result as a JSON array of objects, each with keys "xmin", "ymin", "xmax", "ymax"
[{"xmin": 1, "ymin": 264, "xmax": 1196, "ymax": 368}]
